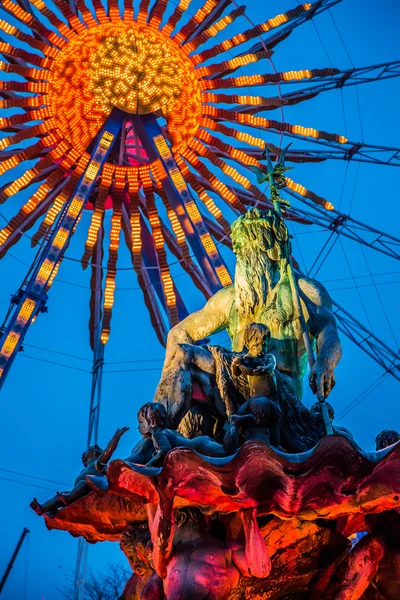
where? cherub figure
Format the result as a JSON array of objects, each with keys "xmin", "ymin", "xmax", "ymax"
[
  {"xmin": 375, "ymin": 429, "xmax": 400, "ymax": 450},
  {"xmin": 30, "ymin": 427, "xmax": 129, "ymax": 517},
  {"xmin": 224, "ymin": 323, "xmax": 281, "ymax": 452},
  {"xmin": 133, "ymin": 403, "xmax": 227, "ymax": 467},
  {"xmin": 119, "ymin": 522, "xmax": 162, "ymax": 600},
  {"xmin": 310, "ymin": 401, "xmax": 362, "ymax": 449}
]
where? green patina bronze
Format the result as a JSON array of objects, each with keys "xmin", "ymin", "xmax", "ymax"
[
  {"xmin": 155, "ymin": 200, "xmax": 341, "ymax": 447},
  {"xmin": 252, "ymin": 144, "xmax": 334, "ymax": 435},
  {"xmin": 248, "ymin": 143, "xmax": 292, "ymax": 215}
]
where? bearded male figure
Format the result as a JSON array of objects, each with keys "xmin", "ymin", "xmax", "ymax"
[{"xmin": 154, "ymin": 208, "xmax": 342, "ymax": 452}]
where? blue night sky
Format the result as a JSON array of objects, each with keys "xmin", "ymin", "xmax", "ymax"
[{"xmin": 0, "ymin": 0, "xmax": 399, "ymax": 597}]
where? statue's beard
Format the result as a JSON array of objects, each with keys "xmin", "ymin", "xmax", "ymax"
[{"xmin": 235, "ymin": 248, "xmax": 277, "ymax": 316}]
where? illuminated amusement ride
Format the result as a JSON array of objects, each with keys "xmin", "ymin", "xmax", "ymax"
[{"xmin": 0, "ymin": 0, "xmax": 399, "ymax": 595}]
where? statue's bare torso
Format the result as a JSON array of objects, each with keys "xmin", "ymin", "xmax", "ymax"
[{"xmin": 156, "ymin": 272, "xmax": 341, "ymax": 437}]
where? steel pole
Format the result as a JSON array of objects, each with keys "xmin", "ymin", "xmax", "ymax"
[{"xmin": 0, "ymin": 528, "xmax": 29, "ymax": 594}]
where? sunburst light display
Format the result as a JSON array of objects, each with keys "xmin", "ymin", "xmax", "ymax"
[{"xmin": 0, "ymin": 0, "xmax": 347, "ymax": 348}]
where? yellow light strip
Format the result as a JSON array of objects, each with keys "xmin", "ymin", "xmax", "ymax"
[
  {"xmin": 103, "ymin": 213, "xmax": 122, "ymax": 307},
  {"xmin": 126, "ymin": 169, "xmax": 142, "ymax": 268},
  {"xmin": 2, "ymin": 0, "xmax": 65, "ymax": 47},
  {"xmin": 189, "ymin": 138, "xmax": 260, "ymax": 200},
  {"xmin": 82, "ymin": 164, "xmax": 115, "ymax": 268},
  {"xmin": 192, "ymin": 3, "xmax": 312, "ymax": 67},
  {"xmin": 29, "ymin": 0, "xmax": 72, "ymax": 42},
  {"xmin": 195, "ymin": 51, "xmax": 262, "ymax": 76},
  {"xmin": 204, "ymin": 108, "xmax": 348, "ymax": 144},
  {"xmin": 215, "ymin": 265, "xmax": 232, "ymax": 287},
  {"xmin": 0, "ymin": 183, "xmax": 50, "ymax": 246},
  {"xmin": 0, "ymin": 296, "xmax": 39, "ymax": 372},
  {"xmin": 167, "ymin": 208, "xmax": 188, "ymax": 247},
  {"xmin": 34, "ymin": 131, "xmax": 114, "ymax": 291},
  {"xmin": 285, "ymin": 177, "xmax": 334, "ymax": 210},
  {"xmin": 173, "ymin": 0, "xmax": 218, "ymax": 44},
  {"xmin": 146, "ymin": 190, "xmax": 179, "ymax": 324},
  {"xmin": 181, "ymin": 147, "xmax": 244, "ymax": 213}
]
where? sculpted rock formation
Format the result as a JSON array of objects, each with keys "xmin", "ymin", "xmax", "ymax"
[{"xmin": 41, "ymin": 438, "xmax": 400, "ymax": 599}]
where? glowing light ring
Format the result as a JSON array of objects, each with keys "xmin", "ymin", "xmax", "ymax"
[{"xmin": 0, "ymin": 0, "xmax": 353, "ymax": 351}]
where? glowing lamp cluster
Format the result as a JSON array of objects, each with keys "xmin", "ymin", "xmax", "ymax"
[
  {"xmin": 48, "ymin": 20, "xmax": 201, "ymax": 153},
  {"xmin": 89, "ymin": 29, "xmax": 189, "ymax": 117}
]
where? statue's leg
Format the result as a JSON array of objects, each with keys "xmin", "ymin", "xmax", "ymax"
[
  {"xmin": 155, "ymin": 344, "xmax": 216, "ymax": 435},
  {"xmin": 59, "ymin": 480, "xmax": 91, "ymax": 505},
  {"xmin": 223, "ymin": 423, "xmax": 240, "ymax": 454},
  {"xmin": 374, "ymin": 548, "xmax": 400, "ymax": 600},
  {"xmin": 141, "ymin": 571, "xmax": 164, "ymax": 600},
  {"xmin": 191, "ymin": 436, "xmax": 226, "ymax": 457},
  {"xmin": 323, "ymin": 534, "xmax": 386, "ymax": 600},
  {"xmin": 30, "ymin": 494, "xmax": 65, "ymax": 516}
]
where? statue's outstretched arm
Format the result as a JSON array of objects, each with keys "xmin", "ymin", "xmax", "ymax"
[
  {"xmin": 97, "ymin": 427, "xmax": 129, "ymax": 469},
  {"xmin": 311, "ymin": 307, "xmax": 342, "ymax": 400},
  {"xmin": 299, "ymin": 278, "xmax": 342, "ymax": 400},
  {"xmin": 232, "ymin": 508, "xmax": 271, "ymax": 579},
  {"xmin": 163, "ymin": 285, "xmax": 234, "ymax": 369}
]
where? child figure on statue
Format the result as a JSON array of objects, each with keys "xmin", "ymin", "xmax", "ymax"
[
  {"xmin": 133, "ymin": 402, "xmax": 227, "ymax": 467},
  {"xmin": 30, "ymin": 427, "xmax": 129, "ymax": 517},
  {"xmin": 224, "ymin": 322, "xmax": 281, "ymax": 453}
]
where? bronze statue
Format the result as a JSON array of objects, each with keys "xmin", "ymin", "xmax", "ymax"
[
  {"xmin": 119, "ymin": 522, "xmax": 161, "ymax": 600},
  {"xmin": 132, "ymin": 402, "xmax": 227, "ymax": 467},
  {"xmin": 30, "ymin": 427, "xmax": 129, "ymax": 517},
  {"xmin": 155, "ymin": 208, "xmax": 342, "ymax": 451},
  {"xmin": 309, "ymin": 401, "xmax": 361, "ymax": 448},
  {"xmin": 145, "ymin": 507, "xmax": 271, "ymax": 600},
  {"xmin": 223, "ymin": 322, "xmax": 281, "ymax": 452},
  {"xmin": 376, "ymin": 429, "xmax": 400, "ymax": 450}
]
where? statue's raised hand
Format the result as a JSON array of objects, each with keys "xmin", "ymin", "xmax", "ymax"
[
  {"xmin": 114, "ymin": 426, "xmax": 129, "ymax": 439},
  {"xmin": 309, "ymin": 359, "xmax": 335, "ymax": 400},
  {"xmin": 100, "ymin": 427, "xmax": 130, "ymax": 466}
]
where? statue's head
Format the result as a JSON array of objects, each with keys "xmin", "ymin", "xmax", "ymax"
[
  {"xmin": 244, "ymin": 322, "xmax": 271, "ymax": 356},
  {"xmin": 82, "ymin": 444, "xmax": 103, "ymax": 467},
  {"xmin": 231, "ymin": 208, "xmax": 290, "ymax": 262},
  {"xmin": 231, "ymin": 209, "xmax": 291, "ymax": 315},
  {"xmin": 174, "ymin": 507, "xmax": 208, "ymax": 531},
  {"xmin": 120, "ymin": 522, "xmax": 154, "ymax": 574},
  {"xmin": 310, "ymin": 401, "xmax": 335, "ymax": 424},
  {"xmin": 137, "ymin": 402, "xmax": 168, "ymax": 436},
  {"xmin": 375, "ymin": 429, "xmax": 400, "ymax": 451}
]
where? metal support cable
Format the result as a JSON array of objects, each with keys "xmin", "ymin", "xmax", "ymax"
[
  {"xmin": 336, "ymin": 373, "xmax": 388, "ymax": 422},
  {"xmin": 73, "ymin": 226, "xmax": 105, "ymax": 600}
]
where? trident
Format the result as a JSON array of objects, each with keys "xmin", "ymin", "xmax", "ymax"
[{"xmin": 250, "ymin": 145, "xmax": 333, "ymax": 436}]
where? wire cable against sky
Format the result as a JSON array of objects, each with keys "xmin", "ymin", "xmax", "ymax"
[
  {"xmin": 336, "ymin": 373, "xmax": 388, "ymax": 422},
  {"xmin": 0, "ymin": 475, "xmax": 60, "ymax": 493},
  {"xmin": 0, "ymin": 467, "xmax": 70, "ymax": 489}
]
